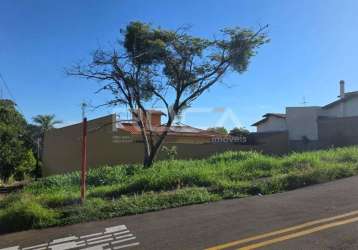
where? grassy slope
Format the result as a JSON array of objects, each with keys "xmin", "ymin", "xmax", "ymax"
[{"xmin": 2, "ymin": 146, "xmax": 358, "ymax": 233}]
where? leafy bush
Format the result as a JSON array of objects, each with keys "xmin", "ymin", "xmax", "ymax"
[
  {"xmin": 0, "ymin": 100, "xmax": 37, "ymax": 181},
  {"xmin": 161, "ymin": 146, "xmax": 178, "ymax": 160},
  {"xmin": 14, "ymin": 150, "xmax": 37, "ymax": 180},
  {"xmin": 0, "ymin": 195, "xmax": 59, "ymax": 233}
]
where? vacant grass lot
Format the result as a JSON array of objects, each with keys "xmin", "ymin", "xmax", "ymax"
[{"xmin": 2, "ymin": 146, "xmax": 358, "ymax": 233}]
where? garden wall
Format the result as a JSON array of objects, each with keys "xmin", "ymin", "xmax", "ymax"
[
  {"xmin": 318, "ymin": 116, "xmax": 358, "ymax": 148},
  {"xmin": 43, "ymin": 115, "xmax": 288, "ymax": 176}
]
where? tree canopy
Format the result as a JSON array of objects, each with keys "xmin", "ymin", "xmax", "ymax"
[
  {"xmin": 229, "ymin": 127, "xmax": 250, "ymax": 137},
  {"xmin": 32, "ymin": 114, "xmax": 62, "ymax": 135},
  {"xmin": 68, "ymin": 21, "xmax": 269, "ymax": 167},
  {"xmin": 207, "ymin": 127, "xmax": 228, "ymax": 135},
  {"xmin": 0, "ymin": 100, "xmax": 36, "ymax": 181}
]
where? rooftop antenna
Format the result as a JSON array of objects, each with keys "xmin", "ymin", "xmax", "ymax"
[{"xmin": 301, "ymin": 96, "xmax": 308, "ymax": 106}]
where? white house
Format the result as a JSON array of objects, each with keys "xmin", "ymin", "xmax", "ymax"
[
  {"xmin": 252, "ymin": 80, "xmax": 358, "ymax": 146},
  {"xmin": 251, "ymin": 113, "xmax": 287, "ymax": 133}
]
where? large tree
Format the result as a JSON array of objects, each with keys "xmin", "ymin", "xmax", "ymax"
[
  {"xmin": 0, "ymin": 100, "xmax": 36, "ymax": 181},
  {"xmin": 68, "ymin": 22, "xmax": 269, "ymax": 167}
]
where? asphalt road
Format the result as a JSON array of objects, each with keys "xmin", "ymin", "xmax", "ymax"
[{"xmin": 2, "ymin": 176, "xmax": 358, "ymax": 250}]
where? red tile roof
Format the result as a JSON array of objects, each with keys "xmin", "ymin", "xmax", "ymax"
[
  {"xmin": 132, "ymin": 109, "xmax": 166, "ymax": 116},
  {"xmin": 118, "ymin": 122, "xmax": 217, "ymax": 137}
]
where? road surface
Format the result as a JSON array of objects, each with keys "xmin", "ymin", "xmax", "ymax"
[{"xmin": 2, "ymin": 175, "xmax": 358, "ymax": 249}]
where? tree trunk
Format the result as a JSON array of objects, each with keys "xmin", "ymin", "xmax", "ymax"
[
  {"xmin": 143, "ymin": 143, "xmax": 161, "ymax": 167},
  {"xmin": 143, "ymin": 152, "xmax": 155, "ymax": 168},
  {"xmin": 142, "ymin": 120, "xmax": 174, "ymax": 168},
  {"xmin": 143, "ymin": 139, "xmax": 164, "ymax": 168}
]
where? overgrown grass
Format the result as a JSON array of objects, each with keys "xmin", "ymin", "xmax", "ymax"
[{"xmin": 2, "ymin": 146, "xmax": 358, "ymax": 233}]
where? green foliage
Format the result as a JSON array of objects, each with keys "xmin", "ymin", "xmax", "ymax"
[
  {"xmin": 60, "ymin": 188, "xmax": 218, "ymax": 226},
  {"xmin": 108, "ymin": 188, "xmax": 220, "ymax": 215},
  {"xmin": 229, "ymin": 127, "xmax": 250, "ymax": 137},
  {"xmin": 24, "ymin": 124, "xmax": 41, "ymax": 166},
  {"xmin": 222, "ymin": 27, "xmax": 269, "ymax": 73},
  {"xmin": 161, "ymin": 146, "xmax": 178, "ymax": 160},
  {"xmin": 0, "ymin": 100, "xmax": 36, "ymax": 181},
  {"xmin": 24, "ymin": 123, "xmax": 48, "ymax": 179},
  {"xmin": 32, "ymin": 114, "xmax": 62, "ymax": 134},
  {"xmin": 123, "ymin": 21, "xmax": 171, "ymax": 65},
  {"xmin": 14, "ymin": 150, "xmax": 36, "ymax": 180},
  {"xmin": 207, "ymin": 127, "xmax": 228, "ymax": 135},
  {"xmin": 0, "ymin": 194, "xmax": 59, "ymax": 233},
  {"xmin": 2, "ymin": 146, "xmax": 358, "ymax": 233},
  {"xmin": 31, "ymin": 114, "xmax": 62, "ymax": 178}
]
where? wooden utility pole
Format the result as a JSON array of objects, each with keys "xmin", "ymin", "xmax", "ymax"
[{"xmin": 80, "ymin": 103, "xmax": 88, "ymax": 204}]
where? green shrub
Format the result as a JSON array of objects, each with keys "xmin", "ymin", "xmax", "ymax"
[
  {"xmin": 0, "ymin": 193, "xmax": 21, "ymax": 209},
  {"xmin": 13, "ymin": 150, "xmax": 37, "ymax": 181},
  {"xmin": 0, "ymin": 195, "xmax": 59, "ymax": 233},
  {"xmin": 25, "ymin": 172, "xmax": 80, "ymax": 194}
]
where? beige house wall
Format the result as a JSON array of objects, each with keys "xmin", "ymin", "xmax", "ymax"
[
  {"xmin": 286, "ymin": 107, "xmax": 321, "ymax": 140},
  {"xmin": 322, "ymin": 98, "xmax": 358, "ymax": 118},
  {"xmin": 256, "ymin": 116, "xmax": 287, "ymax": 133},
  {"xmin": 43, "ymin": 115, "xmax": 288, "ymax": 176}
]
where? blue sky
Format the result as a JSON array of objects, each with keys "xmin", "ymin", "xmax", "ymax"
[{"xmin": 1, "ymin": 0, "xmax": 358, "ymax": 131}]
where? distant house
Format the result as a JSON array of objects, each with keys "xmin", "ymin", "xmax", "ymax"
[
  {"xmin": 251, "ymin": 113, "xmax": 287, "ymax": 133},
  {"xmin": 252, "ymin": 80, "xmax": 358, "ymax": 149},
  {"xmin": 117, "ymin": 109, "xmax": 219, "ymax": 144}
]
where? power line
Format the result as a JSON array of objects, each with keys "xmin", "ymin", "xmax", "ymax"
[
  {"xmin": 0, "ymin": 72, "xmax": 15, "ymax": 100},
  {"xmin": 0, "ymin": 72, "xmax": 25, "ymax": 115}
]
